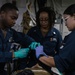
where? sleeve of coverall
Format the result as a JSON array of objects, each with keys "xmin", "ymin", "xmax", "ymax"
[
  {"xmin": 13, "ymin": 32, "xmax": 35, "ymax": 48},
  {"xmin": 0, "ymin": 52, "xmax": 12, "ymax": 62}
]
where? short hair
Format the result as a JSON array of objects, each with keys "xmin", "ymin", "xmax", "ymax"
[
  {"xmin": 63, "ymin": 4, "xmax": 75, "ymax": 16},
  {"xmin": 36, "ymin": 7, "xmax": 56, "ymax": 29},
  {"xmin": 0, "ymin": 3, "xmax": 18, "ymax": 12}
]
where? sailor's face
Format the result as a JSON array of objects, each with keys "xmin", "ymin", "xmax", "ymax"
[{"xmin": 1, "ymin": 9, "xmax": 18, "ymax": 28}]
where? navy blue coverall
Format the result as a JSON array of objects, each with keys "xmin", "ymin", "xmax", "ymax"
[
  {"xmin": 54, "ymin": 30, "xmax": 75, "ymax": 75},
  {"xmin": 0, "ymin": 28, "xmax": 34, "ymax": 75},
  {"xmin": 27, "ymin": 26, "xmax": 62, "ymax": 72},
  {"xmin": 27, "ymin": 26, "xmax": 62, "ymax": 56}
]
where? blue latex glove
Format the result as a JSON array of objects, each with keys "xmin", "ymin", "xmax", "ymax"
[
  {"xmin": 29, "ymin": 42, "xmax": 40, "ymax": 50},
  {"xmin": 35, "ymin": 46, "xmax": 48, "ymax": 58},
  {"xmin": 14, "ymin": 48, "xmax": 30, "ymax": 58}
]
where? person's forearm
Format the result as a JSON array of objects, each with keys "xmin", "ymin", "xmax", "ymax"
[
  {"xmin": 39, "ymin": 56, "xmax": 55, "ymax": 67},
  {"xmin": 12, "ymin": 52, "xmax": 15, "ymax": 58}
]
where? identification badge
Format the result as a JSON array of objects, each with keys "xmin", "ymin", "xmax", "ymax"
[{"xmin": 50, "ymin": 37, "xmax": 57, "ymax": 42}]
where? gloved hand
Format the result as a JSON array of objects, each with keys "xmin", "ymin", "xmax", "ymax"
[
  {"xmin": 14, "ymin": 48, "xmax": 30, "ymax": 58},
  {"xmin": 35, "ymin": 46, "xmax": 48, "ymax": 59},
  {"xmin": 29, "ymin": 42, "xmax": 40, "ymax": 50}
]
